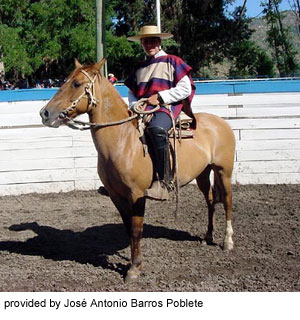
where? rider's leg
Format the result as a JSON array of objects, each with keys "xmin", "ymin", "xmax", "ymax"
[{"xmin": 144, "ymin": 112, "xmax": 172, "ymax": 201}]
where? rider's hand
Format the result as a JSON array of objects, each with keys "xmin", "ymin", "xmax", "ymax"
[{"xmin": 147, "ymin": 94, "xmax": 159, "ymax": 106}]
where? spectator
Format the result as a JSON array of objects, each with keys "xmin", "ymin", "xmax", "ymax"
[{"xmin": 108, "ymin": 73, "xmax": 117, "ymax": 85}]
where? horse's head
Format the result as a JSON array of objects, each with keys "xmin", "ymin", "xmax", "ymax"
[{"xmin": 40, "ymin": 58, "xmax": 105, "ymax": 128}]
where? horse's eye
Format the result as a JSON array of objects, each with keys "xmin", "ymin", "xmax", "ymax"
[{"xmin": 72, "ymin": 81, "xmax": 81, "ymax": 88}]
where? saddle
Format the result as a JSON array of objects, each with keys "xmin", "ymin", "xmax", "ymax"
[
  {"xmin": 169, "ymin": 114, "xmax": 194, "ymax": 140},
  {"xmin": 137, "ymin": 113, "xmax": 194, "ymax": 156}
]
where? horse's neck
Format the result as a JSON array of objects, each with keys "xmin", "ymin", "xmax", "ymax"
[
  {"xmin": 90, "ymin": 77, "xmax": 130, "ymax": 123},
  {"xmin": 89, "ymin": 78, "xmax": 137, "ymax": 158}
]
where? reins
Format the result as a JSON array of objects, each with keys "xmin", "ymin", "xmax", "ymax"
[
  {"xmin": 63, "ymin": 100, "xmax": 160, "ymax": 131},
  {"xmin": 58, "ymin": 70, "xmax": 160, "ymax": 130},
  {"xmin": 63, "ymin": 112, "xmax": 139, "ymax": 130}
]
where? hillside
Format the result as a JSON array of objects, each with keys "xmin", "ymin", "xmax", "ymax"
[
  {"xmin": 249, "ymin": 10, "xmax": 300, "ymax": 61},
  {"xmin": 211, "ymin": 10, "xmax": 300, "ymax": 78}
]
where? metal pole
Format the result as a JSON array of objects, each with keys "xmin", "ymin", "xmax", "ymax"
[
  {"xmin": 156, "ymin": 0, "xmax": 161, "ymax": 32},
  {"xmin": 96, "ymin": 0, "xmax": 103, "ymax": 62},
  {"xmin": 0, "ymin": 61, "xmax": 5, "ymax": 82},
  {"xmin": 96, "ymin": 0, "xmax": 107, "ymax": 76}
]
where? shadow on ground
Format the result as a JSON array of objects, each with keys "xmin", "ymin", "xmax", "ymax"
[{"xmin": 0, "ymin": 222, "xmax": 201, "ymax": 278}]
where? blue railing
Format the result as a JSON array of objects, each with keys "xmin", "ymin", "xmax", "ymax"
[
  {"xmin": 1, "ymin": 78, "xmax": 300, "ymax": 102},
  {"xmin": 193, "ymin": 78, "xmax": 300, "ymax": 95}
]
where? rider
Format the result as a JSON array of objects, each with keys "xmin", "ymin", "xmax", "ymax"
[{"xmin": 125, "ymin": 25, "xmax": 196, "ymax": 201}]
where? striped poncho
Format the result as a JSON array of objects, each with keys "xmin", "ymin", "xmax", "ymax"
[{"xmin": 125, "ymin": 53, "xmax": 196, "ymax": 127}]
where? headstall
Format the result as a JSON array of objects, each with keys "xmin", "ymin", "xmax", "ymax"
[{"xmin": 59, "ymin": 70, "xmax": 98, "ymax": 121}]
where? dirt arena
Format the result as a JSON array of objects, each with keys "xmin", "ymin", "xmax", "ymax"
[{"xmin": 0, "ymin": 184, "xmax": 299, "ymax": 292}]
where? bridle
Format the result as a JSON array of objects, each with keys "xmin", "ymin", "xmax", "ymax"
[
  {"xmin": 58, "ymin": 69, "xmax": 98, "ymax": 121},
  {"xmin": 56, "ymin": 69, "xmax": 160, "ymax": 131}
]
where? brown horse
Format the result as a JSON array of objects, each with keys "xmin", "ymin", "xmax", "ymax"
[{"xmin": 40, "ymin": 59, "xmax": 235, "ymax": 282}]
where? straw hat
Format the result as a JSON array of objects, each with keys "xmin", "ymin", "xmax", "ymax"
[{"xmin": 127, "ymin": 25, "xmax": 173, "ymax": 42}]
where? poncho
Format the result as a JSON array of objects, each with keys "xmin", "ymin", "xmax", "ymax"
[{"xmin": 125, "ymin": 54, "xmax": 196, "ymax": 127}]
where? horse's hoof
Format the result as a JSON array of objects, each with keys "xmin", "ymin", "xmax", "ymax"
[
  {"xmin": 223, "ymin": 242, "xmax": 234, "ymax": 251},
  {"xmin": 204, "ymin": 236, "xmax": 214, "ymax": 246},
  {"xmin": 98, "ymin": 186, "xmax": 109, "ymax": 196},
  {"xmin": 125, "ymin": 270, "xmax": 140, "ymax": 283}
]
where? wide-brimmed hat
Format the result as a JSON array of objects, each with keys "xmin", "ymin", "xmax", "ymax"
[{"xmin": 127, "ymin": 25, "xmax": 173, "ymax": 42}]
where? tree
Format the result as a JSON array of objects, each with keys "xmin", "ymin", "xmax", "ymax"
[
  {"xmin": 288, "ymin": 0, "xmax": 300, "ymax": 37},
  {"xmin": 158, "ymin": 0, "xmax": 254, "ymax": 75},
  {"xmin": 107, "ymin": 1, "xmax": 259, "ymax": 77},
  {"xmin": 0, "ymin": 25, "xmax": 32, "ymax": 81},
  {"xmin": 0, "ymin": 0, "xmax": 151, "ymax": 81},
  {"xmin": 0, "ymin": 0, "xmax": 32, "ymax": 81},
  {"xmin": 27, "ymin": 0, "xmax": 96, "ymax": 80},
  {"xmin": 228, "ymin": 40, "xmax": 275, "ymax": 77},
  {"xmin": 262, "ymin": 0, "xmax": 299, "ymax": 76},
  {"xmin": 0, "ymin": 0, "xmax": 96, "ymax": 83},
  {"xmin": 0, "ymin": 0, "xmax": 277, "ymax": 83}
]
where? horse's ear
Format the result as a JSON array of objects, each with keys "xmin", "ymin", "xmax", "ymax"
[
  {"xmin": 74, "ymin": 59, "xmax": 82, "ymax": 69},
  {"xmin": 95, "ymin": 58, "xmax": 106, "ymax": 71}
]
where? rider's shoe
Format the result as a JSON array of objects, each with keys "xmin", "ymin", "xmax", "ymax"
[{"xmin": 144, "ymin": 180, "xmax": 169, "ymax": 201}]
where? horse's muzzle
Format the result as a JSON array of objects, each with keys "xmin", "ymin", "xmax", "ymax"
[{"xmin": 40, "ymin": 105, "xmax": 62, "ymax": 128}]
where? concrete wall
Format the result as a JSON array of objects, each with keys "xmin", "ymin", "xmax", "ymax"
[{"xmin": 0, "ymin": 92, "xmax": 300, "ymax": 195}]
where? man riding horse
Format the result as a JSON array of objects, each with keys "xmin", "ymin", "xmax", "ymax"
[
  {"xmin": 125, "ymin": 25, "xmax": 196, "ymax": 201},
  {"xmin": 40, "ymin": 40, "xmax": 235, "ymax": 281}
]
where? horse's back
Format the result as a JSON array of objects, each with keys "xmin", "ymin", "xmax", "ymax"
[{"xmin": 194, "ymin": 112, "xmax": 234, "ymax": 135}]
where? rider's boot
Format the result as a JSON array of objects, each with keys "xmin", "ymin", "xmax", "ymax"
[{"xmin": 144, "ymin": 126, "xmax": 172, "ymax": 201}]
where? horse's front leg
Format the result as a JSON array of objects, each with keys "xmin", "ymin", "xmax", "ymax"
[
  {"xmin": 110, "ymin": 193, "xmax": 145, "ymax": 281},
  {"xmin": 125, "ymin": 197, "xmax": 146, "ymax": 283},
  {"xmin": 126, "ymin": 215, "xmax": 144, "ymax": 282}
]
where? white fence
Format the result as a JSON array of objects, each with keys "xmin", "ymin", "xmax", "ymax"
[{"xmin": 0, "ymin": 92, "xmax": 300, "ymax": 195}]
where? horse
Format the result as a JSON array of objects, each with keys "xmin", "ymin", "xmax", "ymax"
[{"xmin": 40, "ymin": 58, "xmax": 236, "ymax": 282}]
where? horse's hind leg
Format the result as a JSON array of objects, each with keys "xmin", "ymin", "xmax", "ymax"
[
  {"xmin": 215, "ymin": 167, "xmax": 234, "ymax": 250},
  {"xmin": 196, "ymin": 165, "xmax": 215, "ymax": 245}
]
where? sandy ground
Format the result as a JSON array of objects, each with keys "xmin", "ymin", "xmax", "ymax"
[{"xmin": 0, "ymin": 184, "xmax": 299, "ymax": 292}]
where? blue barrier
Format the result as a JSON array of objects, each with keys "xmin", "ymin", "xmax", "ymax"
[
  {"xmin": 1, "ymin": 79, "xmax": 300, "ymax": 102},
  {"xmin": 0, "ymin": 88, "xmax": 59, "ymax": 102},
  {"xmin": 194, "ymin": 79, "xmax": 300, "ymax": 95}
]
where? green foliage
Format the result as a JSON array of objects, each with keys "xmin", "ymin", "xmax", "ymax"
[
  {"xmin": 0, "ymin": 0, "xmax": 298, "ymax": 83},
  {"xmin": 228, "ymin": 40, "xmax": 275, "ymax": 77},
  {"xmin": 106, "ymin": 32, "xmax": 143, "ymax": 79},
  {"xmin": 0, "ymin": 0, "xmax": 96, "ymax": 82},
  {"xmin": 0, "ymin": 24, "xmax": 32, "ymax": 79},
  {"xmin": 262, "ymin": 0, "xmax": 299, "ymax": 76},
  {"xmin": 109, "ymin": 0, "xmax": 258, "ymax": 77},
  {"xmin": 160, "ymin": 0, "xmax": 253, "ymax": 75}
]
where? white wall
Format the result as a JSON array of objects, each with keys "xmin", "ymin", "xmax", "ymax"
[
  {"xmin": 0, "ymin": 92, "xmax": 300, "ymax": 195},
  {"xmin": 191, "ymin": 93, "xmax": 300, "ymax": 185}
]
